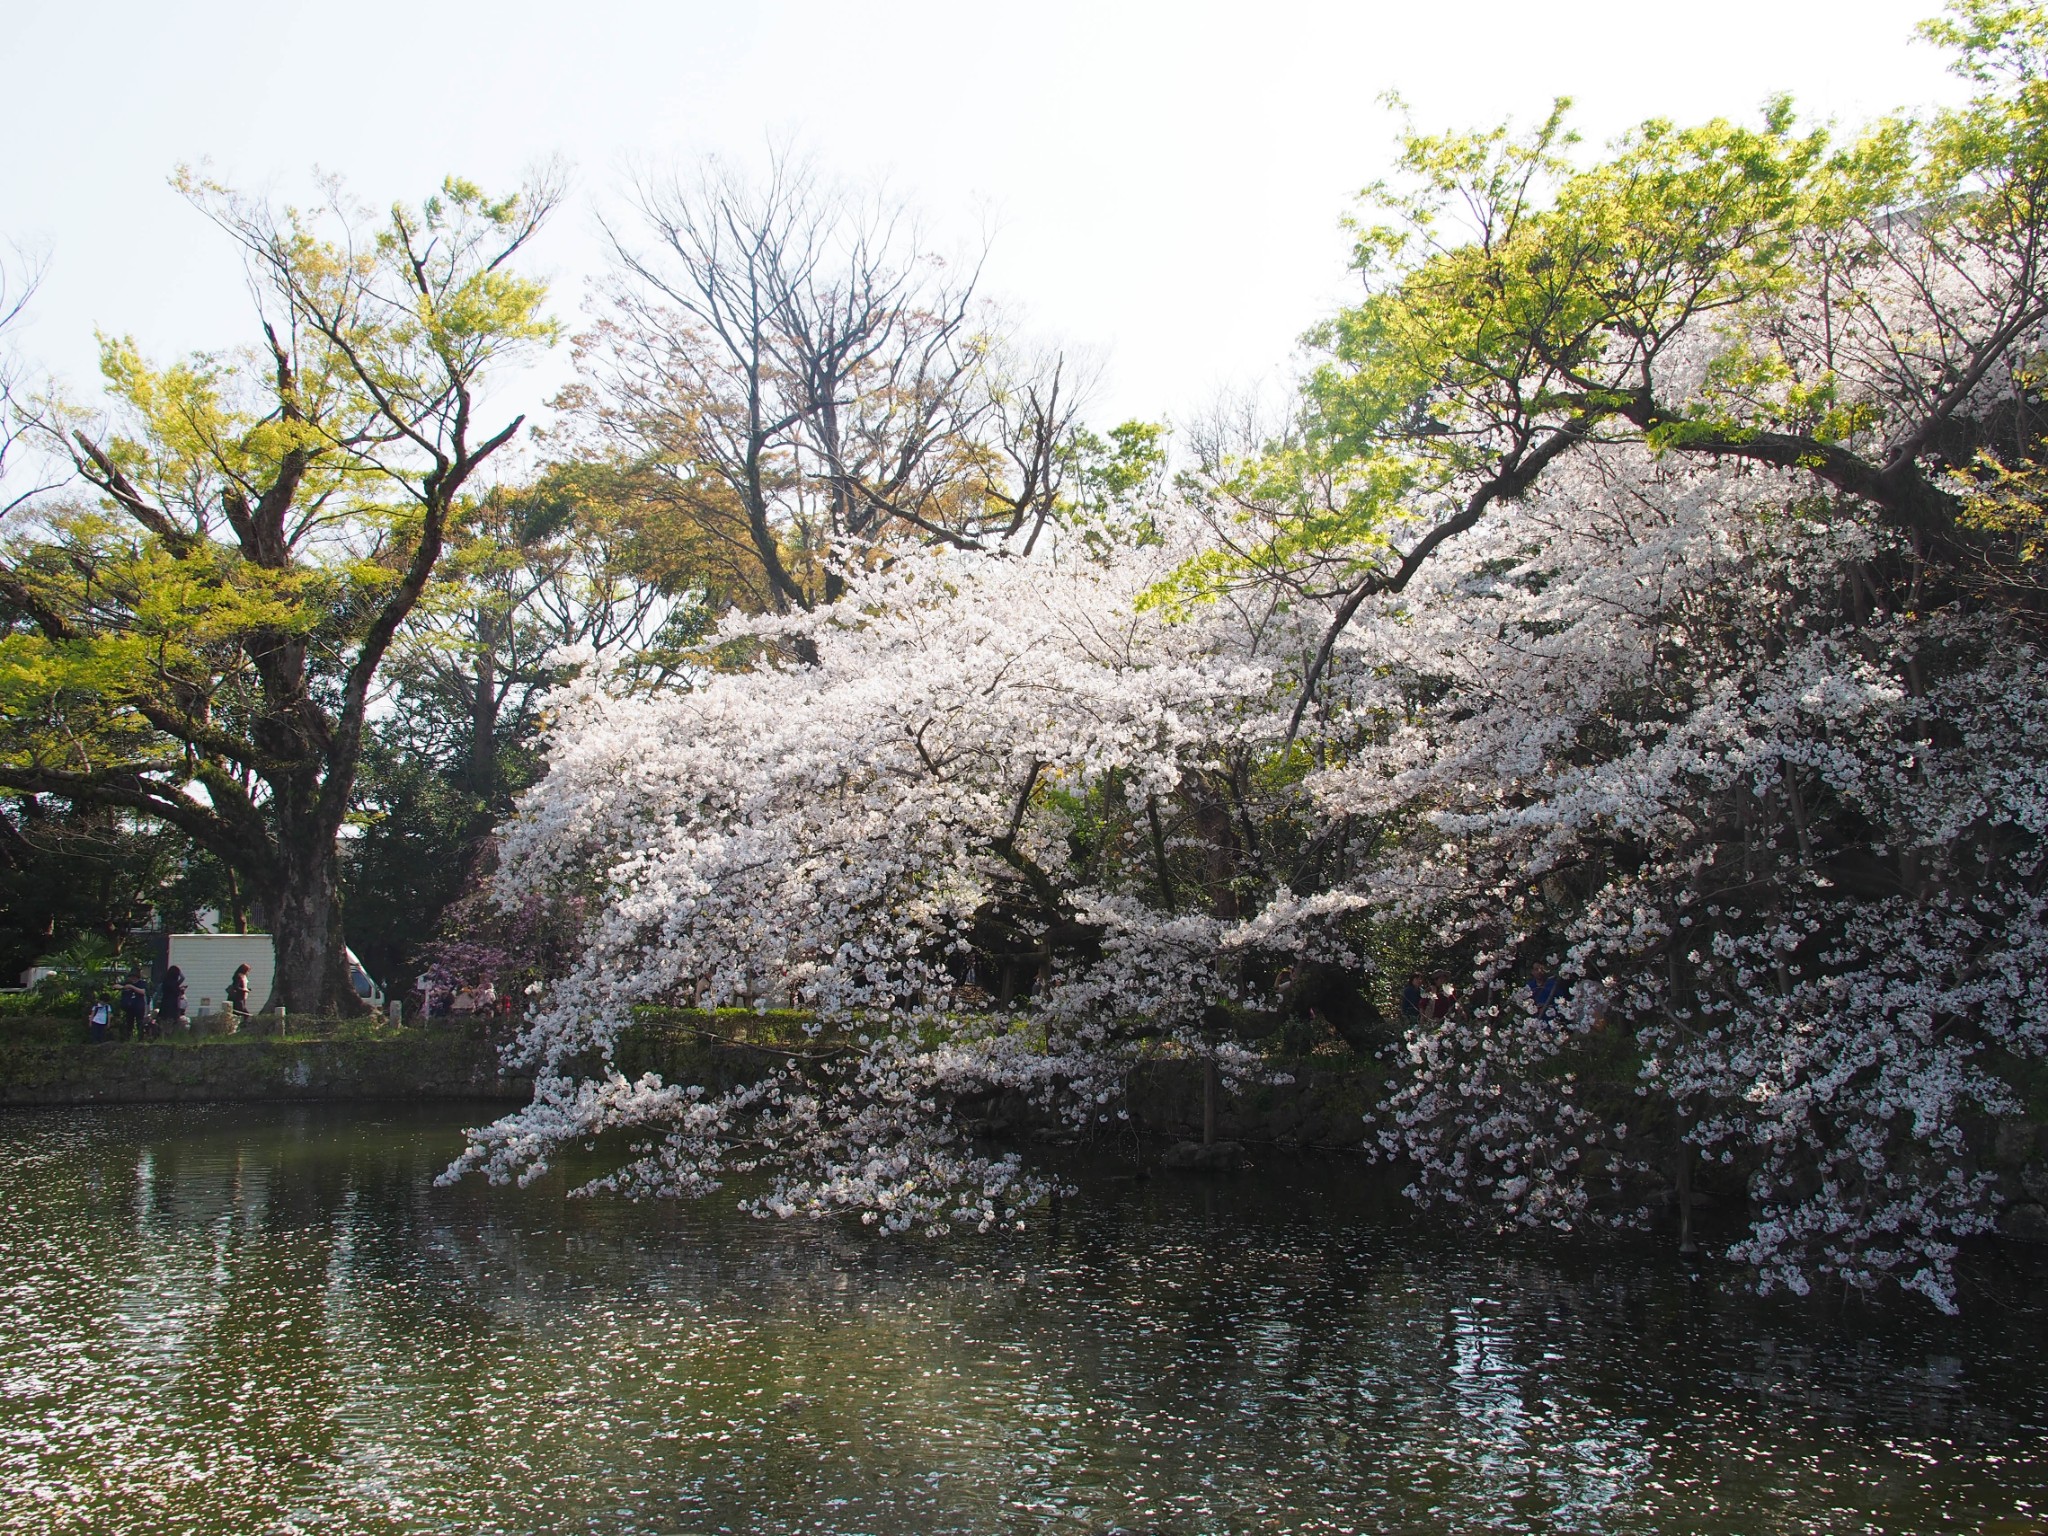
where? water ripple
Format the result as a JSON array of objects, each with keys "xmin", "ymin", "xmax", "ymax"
[{"xmin": 0, "ymin": 1104, "xmax": 2043, "ymax": 1535}]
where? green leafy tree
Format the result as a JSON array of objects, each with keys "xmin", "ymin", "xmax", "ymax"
[
  {"xmin": 1171, "ymin": 0, "xmax": 2048, "ymax": 728},
  {"xmin": 0, "ymin": 798, "xmax": 191, "ymax": 983},
  {"xmin": 0, "ymin": 171, "xmax": 560, "ymax": 1012},
  {"xmin": 344, "ymin": 460, "xmax": 704, "ymax": 995},
  {"xmin": 32, "ymin": 932, "xmax": 125, "ymax": 1007}
]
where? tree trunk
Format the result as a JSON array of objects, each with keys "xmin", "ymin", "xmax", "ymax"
[
  {"xmin": 1676, "ymin": 1128, "xmax": 1699, "ymax": 1256},
  {"xmin": 468, "ymin": 607, "xmax": 500, "ymax": 801},
  {"xmin": 263, "ymin": 841, "xmax": 354, "ymax": 1016}
]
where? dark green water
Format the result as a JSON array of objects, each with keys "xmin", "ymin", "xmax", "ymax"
[{"xmin": 1, "ymin": 1105, "xmax": 2044, "ymax": 1535}]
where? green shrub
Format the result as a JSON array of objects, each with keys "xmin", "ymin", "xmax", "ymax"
[
  {"xmin": 32, "ymin": 935, "xmax": 127, "ymax": 1004},
  {"xmin": 0, "ymin": 1013, "xmax": 88, "ymax": 1045}
]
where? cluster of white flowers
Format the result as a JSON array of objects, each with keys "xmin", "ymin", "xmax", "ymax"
[
  {"xmin": 451, "ymin": 429, "xmax": 2047, "ymax": 1305},
  {"xmin": 448, "ymin": 530, "xmax": 1349, "ymax": 1230},
  {"xmin": 1323, "ymin": 445, "xmax": 2048, "ymax": 1311},
  {"xmin": 448, "ymin": 82, "xmax": 2048, "ymax": 1304}
]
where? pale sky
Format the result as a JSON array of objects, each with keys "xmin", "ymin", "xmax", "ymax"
[{"xmin": 1, "ymin": 0, "xmax": 1970, "ymax": 449}]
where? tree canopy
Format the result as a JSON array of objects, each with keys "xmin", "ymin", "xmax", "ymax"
[
  {"xmin": 8, "ymin": 2, "xmax": 2048, "ymax": 1311},
  {"xmin": 0, "ymin": 171, "xmax": 559, "ymax": 1009},
  {"xmin": 434, "ymin": 3, "xmax": 2048, "ymax": 1309}
]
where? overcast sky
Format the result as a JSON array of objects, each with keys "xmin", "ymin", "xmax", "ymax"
[{"xmin": 1, "ymin": 0, "xmax": 1971, "ymax": 450}]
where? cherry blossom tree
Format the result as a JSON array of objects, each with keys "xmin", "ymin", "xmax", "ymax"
[
  {"xmin": 1161, "ymin": 0, "xmax": 2048, "ymax": 1309},
  {"xmin": 449, "ymin": 4, "xmax": 2048, "ymax": 1309},
  {"xmin": 1316, "ymin": 447, "xmax": 2047, "ymax": 1311},
  {"xmin": 443, "ymin": 531, "xmax": 1352, "ymax": 1231}
]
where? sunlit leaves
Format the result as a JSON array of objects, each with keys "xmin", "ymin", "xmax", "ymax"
[{"xmin": 0, "ymin": 169, "xmax": 557, "ymax": 1009}]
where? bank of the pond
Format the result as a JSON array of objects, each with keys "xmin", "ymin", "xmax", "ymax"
[
  {"xmin": 0, "ymin": 1022, "xmax": 1379, "ymax": 1145},
  {"xmin": 0, "ymin": 1030, "xmax": 534, "ymax": 1104},
  {"xmin": 8, "ymin": 1019, "xmax": 2047, "ymax": 1247}
]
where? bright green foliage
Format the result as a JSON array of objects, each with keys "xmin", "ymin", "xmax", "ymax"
[
  {"xmin": 1056, "ymin": 420, "xmax": 1169, "ymax": 560},
  {"xmin": 1170, "ymin": 1, "xmax": 2048, "ymax": 683},
  {"xmin": 31, "ymin": 932, "xmax": 124, "ymax": 1004},
  {"xmin": 0, "ymin": 170, "xmax": 559, "ymax": 1012}
]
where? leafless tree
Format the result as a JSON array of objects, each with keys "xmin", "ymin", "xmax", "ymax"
[
  {"xmin": 572, "ymin": 151, "xmax": 1084, "ymax": 615},
  {"xmin": 0, "ymin": 248, "xmax": 62, "ymax": 524}
]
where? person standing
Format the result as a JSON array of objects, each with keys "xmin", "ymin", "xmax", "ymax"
[
  {"xmin": 1422, "ymin": 971, "xmax": 1457, "ymax": 1024},
  {"xmin": 87, "ymin": 997, "xmax": 111, "ymax": 1044},
  {"xmin": 225, "ymin": 963, "xmax": 251, "ymax": 1032},
  {"xmin": 156, "ymin": 965, "xmax": 186, "ymax": 1037},
  {"xmin": 118, "ymin": 970, "xmax": 148, "ymax": 1041},
  {"xmin": 1399, "ymin": 972, "xmax": 1426, "ymax": 1026}
]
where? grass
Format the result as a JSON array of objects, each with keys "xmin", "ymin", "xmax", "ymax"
[
  {"xmin": 627, "ymin": 1005, "xmax": 844, "ymax": 1051},
  {"xmin": 0, "ymin": 1011, "xmax": 498, "ymax": 1048}
]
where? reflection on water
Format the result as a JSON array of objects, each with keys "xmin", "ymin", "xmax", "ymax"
[{"xmin": 1, "ymin": 1105, "xmax": 2044, "ymax": 1535}]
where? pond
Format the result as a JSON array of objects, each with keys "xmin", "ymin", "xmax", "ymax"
[{"xmin": 1, "ymin": 1104, "xmax": 2043, "ymax": 1535}]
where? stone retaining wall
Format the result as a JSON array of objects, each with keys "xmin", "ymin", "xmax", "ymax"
[
  {"xmin": 0, "ymin": 1035, "xmax": 531, "ymax": 1105},
  {"xmin": 5, "ymin": 1032, "xmax": 2042, "ymax": 1244},
  {"xmin": 0, "ymin": 1036, "xmax": 1381, "ymax": 1146}
]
